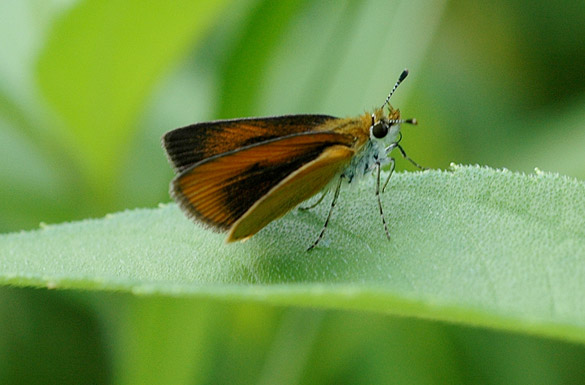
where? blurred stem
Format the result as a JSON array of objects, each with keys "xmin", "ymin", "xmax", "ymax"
[
  {"xmin": 108, "ymin": 296, "xmax": 216, "ymax": 385},
  {"xmin": 257, "ymin": 309, "xmax": 323, "ymax": 385}
]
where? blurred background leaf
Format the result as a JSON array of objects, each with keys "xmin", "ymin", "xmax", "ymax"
[{"xmin": 1, "ymin": 0, "xmax": 585, "ymax": 384}]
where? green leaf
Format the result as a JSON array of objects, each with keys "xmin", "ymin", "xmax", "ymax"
[{"xmin": 1, "ymin": 166, "xmax": 585, "ymax": 343}]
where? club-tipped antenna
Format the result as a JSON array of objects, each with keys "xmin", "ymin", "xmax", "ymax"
[
  {"xmin": 380, "ymin": 69, "xmax": 409, "ymax": 110},
  {"xmin": 388, "ymin": 118, "xmax": 417, "ymax": 125}
]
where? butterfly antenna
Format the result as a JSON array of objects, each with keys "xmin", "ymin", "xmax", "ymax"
[
  {"xmin": 381, "ymin": 69, "xmax": 409, "ymax": 110},
  {"xmin": 387, "ymin": 118, "xmax": 417, "ymax": 125}
]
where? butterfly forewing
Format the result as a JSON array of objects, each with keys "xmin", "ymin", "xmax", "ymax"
[
  {"xmin": 163, "ymin": 115, "xmax": 338, "ymax": 172},
  {"xmin": 172, "ymin": 131, "xmax": 354, "ymax": 233}
]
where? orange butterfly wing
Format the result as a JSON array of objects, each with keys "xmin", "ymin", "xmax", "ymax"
[
  {"xmin": 163, "ymin": 115, "xmax": 338, "ymax": 172},
  {"xmin": 228, "ymin": 145, "xmax": 354, "ymax": 241},
  {"xmin": 171, "ymin": 131, "xmax": 354, "ymax": 234}
]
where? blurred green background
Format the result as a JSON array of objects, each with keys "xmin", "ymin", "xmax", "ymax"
[{"xmin": 1, "ymin": 0, "xmax": 585, "ymax": 384}]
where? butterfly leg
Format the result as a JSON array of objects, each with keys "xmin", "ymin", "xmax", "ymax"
[
  {"xmin": 383, "ymin": 141, "xmax": 426, "ymax": 193},
  {"xmin": 385, "ymin": 138, "xmax": 427, "ymax": 171},
  {"xmin": 397, "ymin": 144, "xmax": 427, "ymax": 171},
  {"xmin": 307, "ymin": 176, "xmax": 343, "ymax": 251},
  {"xmin": 381, "ymin": 158, "xmax": 396, "ymax": 194},
  {"xmin": 299, "ymin": 191, "xmax": 327, "ymax": 211},
  {"xmin": 376, "ymin": 162, "xmax": 391, "ymax": 240}
]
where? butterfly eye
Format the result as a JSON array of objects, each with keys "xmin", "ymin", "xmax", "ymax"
[{"xmin": 372, "ymin": 122, "xmax": 389, "ymax": 139}]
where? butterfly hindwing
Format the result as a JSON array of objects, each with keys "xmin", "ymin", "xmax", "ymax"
[{"xmin": 228, "ymin": 144, "xmax": 354, "ymax": 241}]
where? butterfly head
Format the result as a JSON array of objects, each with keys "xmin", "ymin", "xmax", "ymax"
[{"xmin": 369, "ymin": 69, "xmax": 417, "ymax": 145}]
